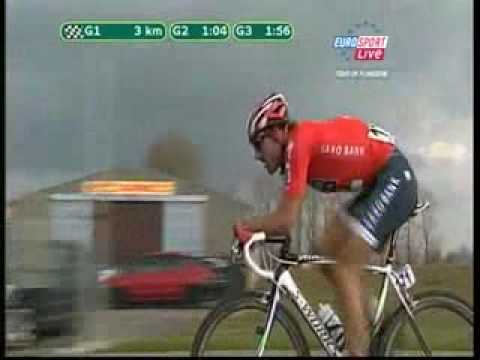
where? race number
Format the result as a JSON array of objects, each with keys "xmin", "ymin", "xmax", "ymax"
[
  {"xmin": 368, "ymin": 124, "xmax": 395, "ymax": 145},
  {"xmin": 395, "ymin": 264, "xmax": 416, "ymax": 289}
]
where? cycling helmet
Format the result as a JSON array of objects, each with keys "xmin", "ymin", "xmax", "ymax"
[{"xmin": 247, "ymin": 92, "xmax": 289, "ymax": 144}]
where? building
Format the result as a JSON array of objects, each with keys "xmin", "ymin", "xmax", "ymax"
[{"xmin": 6, "ymin": 168, "xmax": 252, "ymax": 288}]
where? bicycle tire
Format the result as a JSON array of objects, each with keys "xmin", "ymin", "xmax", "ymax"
[
  {"xmin": 378, "ymin": 290, "xmax": 473, "ymax": 356},
  {"xmin": 191, "ymin": 291, "xmax": 310, "ymax": 357}
]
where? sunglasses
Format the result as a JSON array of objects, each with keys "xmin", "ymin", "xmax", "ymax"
[{"xmin": 251, "ymin": 134, "xmax": 267, "ymax": 152}]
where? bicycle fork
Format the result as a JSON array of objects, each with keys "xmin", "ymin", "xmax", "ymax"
[
  {"xmin": 256, "ymin": 284, "xmax": 282, "ymax": 356},
  {"xmin": 389, "ymin": 272, "xmax": 432, "ymax": 356}
]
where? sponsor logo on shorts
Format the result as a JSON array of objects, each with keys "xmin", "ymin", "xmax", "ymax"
[{"xmin": 363, "ymin": 176, "xmax": 401, "ymax": 232}]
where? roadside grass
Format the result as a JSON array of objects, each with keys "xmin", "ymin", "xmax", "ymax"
[{"xmin": 96, "ymin": 263, "xmax": 473, "ymax": 354}]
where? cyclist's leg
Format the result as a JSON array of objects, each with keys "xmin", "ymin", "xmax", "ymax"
[
  {"xmin": 315, "ymin": 214, "xmax": 372, "ymax": 356},
  {"xmin": 314, "ymin": 148, "xmax": 418, "ymax": 355}
]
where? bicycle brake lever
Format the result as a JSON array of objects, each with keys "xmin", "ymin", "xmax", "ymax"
[{"xmin": 230, "ymin": 239, "xmax": 243, "ymax": 263}]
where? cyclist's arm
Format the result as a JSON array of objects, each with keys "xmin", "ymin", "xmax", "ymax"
[
  {"xmin": 241, "ymin": 129, "xmax": 311, "ymax": 236},
  {"xmin": 241, "ymin": 192, "xmax": 305, "ymax": 236}
]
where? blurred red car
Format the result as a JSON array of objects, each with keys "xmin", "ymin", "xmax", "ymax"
[{"xmin": 99, "ymin": 252, "xmax": 243, "ymax": 308}]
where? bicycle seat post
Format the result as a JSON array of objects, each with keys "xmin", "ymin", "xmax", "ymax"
[{"xmin": 385, "ymin": 230, "xmax": 398, "ymax": 265}]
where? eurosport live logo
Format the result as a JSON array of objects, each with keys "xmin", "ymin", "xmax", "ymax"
[{"xmin": 333, "ymin": 20, "xmax": 389, "ymax": 79}]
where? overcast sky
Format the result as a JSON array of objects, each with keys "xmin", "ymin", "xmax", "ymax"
[{"xmin": 6, "ymin": 0, "xmax": 472, "ymax": 253}]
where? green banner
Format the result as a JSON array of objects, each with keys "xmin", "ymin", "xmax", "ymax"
[
  {"xmin": 233, "ymin": 22, "xmax": 294, "ymax": 42},
  {"xmin": 169, "ymin": 22, "xmax": 230, "ymax": 42},
  {"xmin": 60, "ymin": 21, "xmax": 167, "ymax": 42},
  {"xmin": 60, "ymin": 20, "xmax": 294, "ymax": 43}
]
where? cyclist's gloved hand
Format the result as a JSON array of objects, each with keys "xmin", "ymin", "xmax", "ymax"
[{"xmin": 233, "ymin": 222, "xmax": 254, "ymax": 246}]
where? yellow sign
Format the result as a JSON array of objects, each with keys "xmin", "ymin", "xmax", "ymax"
[{"xmin": 81, "ymin": 181, "xmax": 176, "ymax": 194}]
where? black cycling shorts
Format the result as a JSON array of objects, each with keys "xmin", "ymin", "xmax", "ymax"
[{"xmin": 340, "ymin": 148, "xmax": 418, "ymax": 252}]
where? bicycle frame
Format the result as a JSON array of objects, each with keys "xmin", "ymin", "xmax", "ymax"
[{"xmin": 243, "ymin": 232, "xmax": 421, "ymax": 357}]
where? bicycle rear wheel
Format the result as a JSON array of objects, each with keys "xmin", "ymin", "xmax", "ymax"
[
  {"xmin": 191, "ymin": 293, "xmax": 310, "ymax": 357},
  {"xmin": 380, "ymin": 291, "xmax": 473, "ymax": 356}
]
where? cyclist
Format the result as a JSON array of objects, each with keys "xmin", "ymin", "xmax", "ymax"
[{"xmin": 233, "ymin": 92, "xmax": 418, "ymax": 356}]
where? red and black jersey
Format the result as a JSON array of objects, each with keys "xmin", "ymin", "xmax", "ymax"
[{"xmin": 284, "ymin": 115, "xmax": 395, "ymax": 198}]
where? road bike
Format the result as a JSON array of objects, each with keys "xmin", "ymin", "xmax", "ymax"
[{"xmin": 191, "ymin": 201, "xmax": 473, "ymax": 356}]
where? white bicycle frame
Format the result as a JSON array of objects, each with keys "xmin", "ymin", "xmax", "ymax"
[{"xmin": 243, "ymin": 232, "xmax": 419, "ymax": 357}]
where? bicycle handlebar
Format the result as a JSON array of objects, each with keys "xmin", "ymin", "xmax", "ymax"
[
  {"xmin": 243, "ymin": 232, "xmax": 272, "ymax": 280},
  {"xmin": 242, "ymin": 232, "xmax": 291, "ymax": 281}
]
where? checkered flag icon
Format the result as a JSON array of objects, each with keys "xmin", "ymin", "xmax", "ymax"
[{"xmin": 63, "ymin": 24, "xmax": 84, "ymax": 39}]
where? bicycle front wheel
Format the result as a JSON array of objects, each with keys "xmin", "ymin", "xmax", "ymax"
[
  {"xmin": 380, "ymin": 290, "xmax": 473, "ymax": 357},
  {"xmin": 191, "ymin": 293, "xmax": 310, "ymax": 357}
]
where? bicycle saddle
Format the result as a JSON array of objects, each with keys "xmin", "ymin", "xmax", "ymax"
[{"xmin": 409, "ymin": 200, "xmax": 430, "ymax": 218}]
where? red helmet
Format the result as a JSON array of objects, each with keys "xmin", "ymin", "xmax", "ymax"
[{"xmin": 246, "ymin": 92, "xmax": 289, "ymax": 143}]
